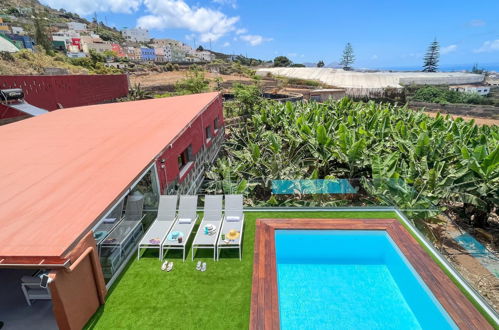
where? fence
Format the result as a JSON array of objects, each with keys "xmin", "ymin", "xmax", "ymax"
[{"xmin": 345, "ymin": 87, "xmax": 406, "ymax": 102}]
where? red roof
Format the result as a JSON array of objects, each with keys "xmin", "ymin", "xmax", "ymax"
[{"xmin": 0, "ymin": 92, "xmax": 219, "ymax": 259}]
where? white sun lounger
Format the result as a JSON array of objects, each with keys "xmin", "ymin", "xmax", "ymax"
[
  {"xmin": 137, "ymin": 195, "xmax": 178, "ymax": 260},
  {"xmin": 161, "ymin": 195, "xmax": 198, "ymax": 261},
  {"xmin": 217, "ymin": 195, "xmax": 244, "ymax": 261},
  {"xmin": 191, "ymin": 195, "xmax": 223, "ymax": 261}
]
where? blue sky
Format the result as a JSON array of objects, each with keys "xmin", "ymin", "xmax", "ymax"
[{"xmin": 41, "ymin": 0, "xmax": 499, "ymax": 68}]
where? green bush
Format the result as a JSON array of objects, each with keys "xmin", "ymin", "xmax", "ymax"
[
  {"xmin": 175, "ymin": 67, "xmax": 209, "ymax": 94},
  {"xmin": 286, "ymin": 77, "xmax": 321, "ymax": 87},
  {"xmin": 165, "ymin": 62, "xmax": 174, "ymax": 71},
  {"xmin": 411, "ymin": 86, "xmax": 492, "ymax": 105},
  {"xmin": 207, "ymin": 98, "xmax": 499, "ymax": 227},
  {"xmin": 0, "ymin": 51, "xmax": 15, "ymax": 61},
  {"xmin": 68, "ymin": 50, "xmax": 121, "ymax": 74}
]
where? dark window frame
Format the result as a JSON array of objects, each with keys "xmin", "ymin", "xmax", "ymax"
[
  {"xmin": 214, "ymin": 117, "xmax": 220, "ymax": 132},
  {"xmin": 205, "ymin": 125, "xmax": 212, "ymax": 141},
  {"xmin": 177, "ymin": 145, "xmax": 193, "ymax": 171}
]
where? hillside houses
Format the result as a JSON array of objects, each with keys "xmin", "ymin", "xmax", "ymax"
[
  {"xmin": 123, "ymin": 27, "xmax": 150, "ymax": 42},
  {"xmin": 0, "ymin": 16, "xmax": 216, "ymax": 63}
]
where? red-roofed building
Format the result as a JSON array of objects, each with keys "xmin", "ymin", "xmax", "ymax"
[{"xmin": 0, "ymin": 92, "xmax": 224, "ymax": 329}]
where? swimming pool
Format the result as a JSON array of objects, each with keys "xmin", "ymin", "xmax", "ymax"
[{"xmin": 275, "ymin": 230, "xmax": 457, "ymax": 329}]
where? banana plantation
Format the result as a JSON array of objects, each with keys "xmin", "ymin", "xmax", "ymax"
[{"xmin": 205, "ymin": 98, "xmax": 498, "ymax": 228}]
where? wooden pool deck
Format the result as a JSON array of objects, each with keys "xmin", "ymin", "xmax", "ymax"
[{"xmin": 250, "ymin": 218, "xmax": 492, "ymax": 330}]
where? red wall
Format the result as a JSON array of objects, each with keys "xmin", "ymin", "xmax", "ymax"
[
  {"xmin": 49, "ymin": 232, "xmax": 107, "ymax": 330},
  {"xmin": 155, "ymin": 94, "xmax": 224, "ymax": 192},
  {"xmin": 0, "ymin": 74, "xmax": 129, "ymax": 121}
]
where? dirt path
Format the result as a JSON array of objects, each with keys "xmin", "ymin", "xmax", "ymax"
[{"xmin": 425, "ymin": 111, "xmax": 499, "ymax": 126}]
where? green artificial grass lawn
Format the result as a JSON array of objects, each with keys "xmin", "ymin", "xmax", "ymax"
[{"xmin": 85, "ymin": 211, "xmax": 397, "ymax": 330}]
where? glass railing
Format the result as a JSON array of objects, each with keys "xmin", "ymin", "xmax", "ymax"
[
  {"xmin": 195, "ymin": 177, "xmax": 499, "ymax": 313},
  {"xmin": 198, "ymin": 178, "xmax": 439, "ymax": 212}
]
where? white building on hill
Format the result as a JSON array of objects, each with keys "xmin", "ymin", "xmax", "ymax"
[
  {"xmin": 67, "ymin": 22, "xmax": 87, "ymax": 31},
  {"xmin": 123, "ymin": 27, "xmax": 150, "ymax": 42},
  {"xmin": 197, "ymin": 50, "xmax": 215, "ymax": 62},
  {"xmin": 11, "ymin": 27, "xmax": 25, "ymax": 35},
  {"xmin": 449, "ymin": 85, "xmax": 491, "ymax": 96},
  {"xmin": 154, "ymin": 46, "xmax": 173, "ymax": 62}
]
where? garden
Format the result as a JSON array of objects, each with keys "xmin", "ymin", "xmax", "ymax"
[{"xmin": 206, "ymin": 96, "xmax": 498, "ymax": 231}]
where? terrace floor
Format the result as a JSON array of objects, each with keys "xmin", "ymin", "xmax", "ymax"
[
  {"xmin": 0, "ymin": 269, "xmax": 57, "ymax": 330},
  {"xmin": 84, "ymin": 211, "xmax": 398, "ymax": 329}
]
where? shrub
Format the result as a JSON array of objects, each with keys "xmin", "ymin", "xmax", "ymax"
[
  {"xmin": 411, "ymin": 85, "xmax": 492, "ymax": 105},
  {"xmin": 0, "ymin": 51, "xmax": 15, "ymax": 62},
  {"xmin": 165, "ymin": 62, "xmax": 174, "ymax": 71},
  {"xmin": 175, "ymin": 67, "xmax": 209, "ymax": 94}
]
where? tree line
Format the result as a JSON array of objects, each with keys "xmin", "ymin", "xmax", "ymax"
[{"xmin": 273, "ymin": 39, "xmax": 465, "ymax": 73}]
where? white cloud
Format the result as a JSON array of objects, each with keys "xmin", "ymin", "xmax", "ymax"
[
  {"xmin": 212, "ymin": 0, "xmax": 237, "ymax": 9},
  {"xmin": 222, "ymin": 41, "xmax": 230, "ymax": 47},
  {"xmin": 240, "ymin": 34, "xmax": 272, "ymax": 46},
  {"xmin": 441, "ymin": 44, "xmax": 457, "ymax": 54},
  {"xmin": 137, "ymin": 0, "xmax": 239, "ymax": 42},
  {"xmin": 371, "ymin": 54, "xmax": 378, "ymax": 60},
  {"xmin": 468, "ymin": 19, "xmax": 486, "ymax": 27},
  {"xmin": 40, "ymin": 0, "xmax": 141, "ymax": 15},
  {"xmin": 235, "ymin": 28, "xmax": 247, "ymax": 35},
  {"xmin": 473, "ymin": 40, "xmax": 499, "ymax": 53}
]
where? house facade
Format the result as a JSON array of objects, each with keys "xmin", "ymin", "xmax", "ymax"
[
  {"xmin": 67, "ymin": 21, "xmax": 87, "ymax": 31},
  {"xmin": 0, "ymin": 18, "xmax": 10, "ymax": 33},
  {"xmin": 0, "ymin": 92, "xmax": 224, "ymax": 330},
  {"xmin": 448, "ymin": 85, "xmax": 491, "ymax": 96},
  {"xmin": 140, "ymin": 47, "xmax": 156, "ymax": 61},
  {"xmin": 11, "ymin": 26, "xmax": 24, "ymax": 35},
  {"xmin": 111, "ymin": 43, "xmax": 125, "ymax": 57},
  {"xmin": 123, "ymin": 27, "xmax": 150, "ymax": 42}
]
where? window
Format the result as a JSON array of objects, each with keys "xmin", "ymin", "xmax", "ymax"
[
  {"xmin": 95, "ymin": 165, "xmax": 159, "ymax": 285},
  {"xmin": 214, "ymin": 117, "xmax": 219, "ymax": 131},
  {"xmin": 177, "ymin": 145, "xmax": 192, "ymax": 171},
  {"xmin": 205, "ymin": 125, "xmax": 212, "ymax": 141}
]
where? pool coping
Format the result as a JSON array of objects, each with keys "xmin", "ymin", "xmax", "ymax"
[{"xmin": 250, "ymin": 218, "xmax": 492, "ymax": 330}]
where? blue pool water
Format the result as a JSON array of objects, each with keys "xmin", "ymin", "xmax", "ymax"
[{"xmin": 275, "ymin": 230, "xmax": 457, "ymax": 329}]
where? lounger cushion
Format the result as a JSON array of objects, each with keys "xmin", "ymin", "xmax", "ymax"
[
  {"xmin": 226, "ymin": 216, "xmax": 241, "ymax": 222},
  {"xmin": 178, "ymin": 218, "xmax": 192, "ymax": 224}
]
